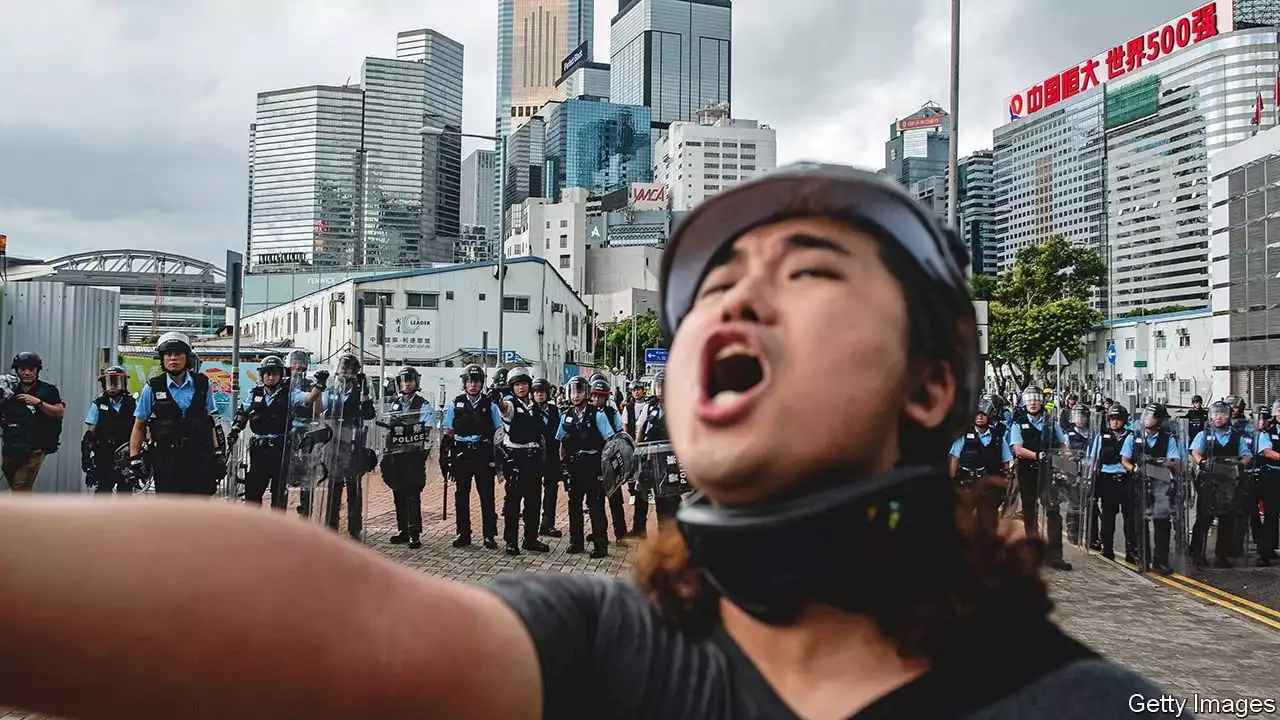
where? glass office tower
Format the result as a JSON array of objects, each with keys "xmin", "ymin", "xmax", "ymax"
[{"xmin": 543, "ymin": 98, "xmax": 653, "ymax": 199}]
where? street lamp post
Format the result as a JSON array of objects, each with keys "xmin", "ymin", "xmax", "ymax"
[
  {"xmin": 420, "ymin": 125, "xmax": 508, "ymax": 370},
  {"xmin": 947, "ymin": 0, "xmax": 961, "ymax": 235}
]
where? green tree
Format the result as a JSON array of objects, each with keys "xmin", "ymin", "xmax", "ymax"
[
  {"xmin": 987, "ymin": 236, "xmax": 1104, "ymax": 389},
  {"xmin": 1117, "ymin": 304, "xmax": 1195, "ymax": 319},
  {"xmin": 969, "ymin": 273, "xmax": 998, "ymax": 301},
  {"xmin": 592, "ymin": 310, "xmax": 665, "ymax": 374}
]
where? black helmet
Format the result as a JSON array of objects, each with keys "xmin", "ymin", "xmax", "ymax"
[
  {"xmin": 507, "ymin": 366, "xmax": 533, "ymax": 387},
  {"xmin": 1191, "ymin": 394, "xmax": 1203, "ymax": 404},
  {"xmin": 286, "ymin": 349, "xmax": 311, "ymax": 370},
  {"xmin": 396, "ymin": 366, "xmax": 420, "ymax": 393},
  {"xmin": 590, "ymin": 377, "xmax": 612, "ymax": 396},
  {"xmin": 1070, "ymin": 404, "xmax": 1091, "ymax": 424},
  {"xmin": 11, "ymin": 351, "xmax": 42, "ymax": 371},
  {"xmin": 460, "ymin": 364, "xmax": 486, "ymax": 383},
  {"xmin": 531, "ymin": 377, "xmax": 552, "ymax": 394},
  {"xmin": 1141, "ymin": 403, "xmax": 1168, "ymax": 428},
  {"xmin": 154, "ymin": 331, "xmax": 192, "ymax": 358},
  {"xmin": 258, "ymin": 355, "xmax": 285, "ymax": 374},
  {"xmin": 1256, "ymin": 405, "xmax": 1273, "ymax": 420},
  {"xmin": 335, "ymin": 353, "xmax": 361, "ymax": 376},
  {"xmin": 565, "ymin": 375, "xmax": 589, "ymax": 399},
  {"xmin": 1107, "ymin": 403, "xmax": 1129, "ymax": 421},
  {"xmin": 977, "ymin": 395, "xmax": 997, "ymax": 417},
  {"xmin": 100, "ymin": 364, "xmax": 128, "ymax": 391},
  {"xmin": 1022, "ymin": 386, "xmax": 1044, "ymax": 405},
  {"xmin": 1210, "ymin": 400, "xmax": 1231, "ymax": 418},
  {"xmin": 493, "ymin": 367, "xmax": 509, "ymax": 384},
  {"xmin": 629, "ymin": 379, "xmax": 646, "ymax": 391}
]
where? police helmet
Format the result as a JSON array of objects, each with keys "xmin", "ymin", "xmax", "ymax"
[
  {"xmin": 1141, "ymin": 403, "xmax": 1168, "ymax": 428},
  {"xmin": 100, "ymin": 365, "xmax": 128, "ymax": 392},
  {"xmin": 1107, "ymin": 403, "xmax": 1129, "ymax": 421},
  {"xmin": 1225, "ymin": 395, "xmax": 1244, "ymax": 409},
  {"xmin": 1022, "ymin": 385, "xmax": 1044, "ymax": 406},
  {"xmin": 11, "ymin": 351, "xmax": 42, "ymax": 371},
  {"xmin": 987, "ymin": 393, "xmax": 1007, "ymax": 413},
  {"xmin": 1070, "ymin": 404, "xmax": 1091, "ymax": 424},
  {"xmin": 589, "ymin": 372, "xmax": 608, "ymax": 386},
  {"xmin": 507, "ymin": 366, "xmax": 533, "ymax": 388},
  {"xmin": 286, "ymin": 349, "xmax": 311, "ymax": 370},
  {"xmin": 1191, "ymin": 395, "xmax": 1204, "ymax": 405},
  {"xmin": 1256, "ymin": 405, "xmax": 1272, "ymax": 421},
  {"xmin": 652, "ymin": 371, "xmax": 665, "ymax": 398},
  {"xmin": 460, "ymin": 363, "xmax": 486, "ymax": 383},
  {"xmin": 1209, "ymin": 400, "xmax": 1231, "ymax": 420},
  {"xmin": 590, "ymin": 377, "xmax": 612, "ymax": 396},
  {"xmin": 396, "ymin": 366, "xmax": 420, "ymax": 394},
  {"xmin": 1067, "ymin": 393, "xmax": 1079, "ymax": 402},
  {"xmin": 565, "ymin": 375, "xmax": 589, "ymax": 402},
  {"xmin": 493, "ymin": 367, "xmax": 510, "ymax": 385},
  {"xmin": 977, "ymin": 395, "xmax": 997, "ymax": 418},
  {"xmin": 531, "ymin": 377, "xmax": 553, "ymax": 395},
  {"xmin": 335, "ymin": 353, "xmax": 361, "ymax": 377},
  {"xmin": 258, "ymin": 355, "xmax": 286, "ymax": 376},
  {"xmin": 629, "ymin": 379, "xmax": 646, "ymax": 391},
  {"xmin": 154, "ymin": 332, "xmax": 192, "ymax": 358}
]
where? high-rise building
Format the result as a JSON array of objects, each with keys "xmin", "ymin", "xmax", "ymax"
[
  {"xmin": 544, "ymin": 97, "xmax": 653, "ymax": 200},
  {"xmin": 498, "ymin": 0, "xmax": 595, "ymax": 136},
  {"xmin": 653, "ymin": 106, "xmax": 777, "ymax": 211},
  {"xmin": 610, "ymin": 0, "xmax": 732, "ymax": 128},
  {"xmin": 454, "ymin": 223, "xmax": 492, "ymax": 263},
  {"xmin": 505, "ymin": 116, "xmax": 548, "ymax": 214},
  {"xmin": 958, "ymin": 151, "xmax": 998, "ymax": 277},
  {"xmin": 556, "ymin": 61, "xmax": 611, "ymax": 100},
  {"xmin": 884, "ymin": 102, "xmax": 951, "ymax": 189},
  {"xmin": 247, "ymin": 85, "xmax": 365, "ymax": 272},
  {"xmin": 461, "ymin": 149, "xmax": 496, "ymax": 239},
  {"xmin": 1234, "ymin": 0, "xmax": 1280, "ymax": 26},
  {"xmin": 359, "ymin": 30, "xmax": 464, "ymax": 266}
]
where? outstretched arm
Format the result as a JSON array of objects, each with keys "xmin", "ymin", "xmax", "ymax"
[{"xmin": 0, "ymin": 498, "xmax": 541, "ymax": 720}]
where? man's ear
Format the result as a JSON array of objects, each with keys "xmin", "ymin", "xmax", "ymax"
[{"xmin": 904, "ymin": 361, "xmax": 956, "ymax": 430}]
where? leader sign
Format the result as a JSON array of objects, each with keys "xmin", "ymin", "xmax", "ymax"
[{"xmin": 1004, "ymin": 0, "xmax": 1231, "ymax": 122}]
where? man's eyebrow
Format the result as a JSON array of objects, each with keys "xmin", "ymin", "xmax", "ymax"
[{"xmin": 785, "ymin": 233, "xmax": 851, "ymax": 256}]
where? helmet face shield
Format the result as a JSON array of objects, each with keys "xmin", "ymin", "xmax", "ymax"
[
  {"xmin": 1210, "ymin": 402, "xmax": 1230, "ymax": 425},
  {"xmin": 1021, "ymin": 387, "xmax": 1043, "ymax": 408},
  {"xmin": 567, "ymin": 377, "xmax": 588, "ymax": 404},
  {"xmin": 102, "ymin": 373, "xmax": 128, "ymax": 393},
  {"xmin": 1141, "ymin": 407, "xmax": 1161, "ymax": 429},
  {"xmin": 397, "ymin": 375, "xmax": 418, "ymax": 394},
  {"xmin": 1071, "ymin": 406, "xmax": 1090, "ymax": 427}
]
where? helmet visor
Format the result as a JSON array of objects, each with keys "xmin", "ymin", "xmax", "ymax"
[
  {"xmin": 1141, "ymin": 407, "xmax": 1161, "ymax": 429},
  {"xmin": 103, "ymin": 374, "xmax": 128, "ymax": 392},
  {"xmin": 397, "ymin": 375, "xmax": 418, "ymax": 394},
  {"xmin": 1022, "ymin": 390, "xmax": 1043, "ymax": 407}
]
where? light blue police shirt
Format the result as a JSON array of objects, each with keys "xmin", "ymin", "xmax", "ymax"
[
  {"xmin": 1191, "ymin": 427, "xmax": 1253, "ymax": 459},
  {"xmin": 555, "ymin": 407, "xmax": 617, "ymax": 453},
  {"xmin": 134, "ymin": 372, "xmax": 218, "ymax": 419},
  {"xmin": 948, "ymin": 427, "xmax": 1013, "ymax": 464},
  {"xmin": 1256, "ymin": 431, "xmax": 1279, "ymax": 468},
  {"xmin": 239, "ymin": 386, "xmax": 289, "ymax": 439},
  {"xmin": 1122, "ymin": 432, "xmax": 1184, "ymax": 464},
  {"xmin": 394, "ymin": 394, "xmax": 435, "ymax": 425},
  {"xmin": 84, "ymin": 396, "xmax": 126, "ymax": 425},
  {"xmin": 1088, "ymin": 432, "xmax": 1134, "ymax": 475},
  {"xmin": 1007, "ymin": 413, "xmax": 1069, "ymax": 448},
  {"xmin": 442, "ymin": 393, "xmax": 503, "ymax": 443}
]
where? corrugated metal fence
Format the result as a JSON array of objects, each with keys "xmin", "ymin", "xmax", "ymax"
[{"xmin": 0, "ymin": 282, "xmax": 121, "ymax": 493}]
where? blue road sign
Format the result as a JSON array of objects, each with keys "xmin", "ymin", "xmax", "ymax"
[
  {"xmin": 1106, "ymin": 343, "xmax": 1117, "ymax": 365},
  {"xmin": 644, "ymin": 348, "xmax": 668, "ymax": 365},
  {"xmin": 502, "ymin": 350, "xmax": 519, "ymax": 364}
]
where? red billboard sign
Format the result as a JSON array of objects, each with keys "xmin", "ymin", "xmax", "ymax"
[
  {"xmin": 897, "ymin": 116, "xmax": 943, "ymax": 131},
  {"xmin": 1003, "ymin": 0, "xmax": 1232, "ymax": 123}
]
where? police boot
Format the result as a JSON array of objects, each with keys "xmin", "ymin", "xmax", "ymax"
[
  {"xmin": 540, "ymin": 526, "xmax": 563, "ymax": 538},
  {"xmin": 523, "ymin": 538, "xmax": 550, "ymax": 553},
  {"xmin": 389, "ymin": 532, "xmax": 410, "ymax": 545},
  {"xmin": 505, "ymin": 541, "xmax": 521, "ymax": 556},
  {"xmin": 566, "ymin": 541, "xmax": 585, "ymax": 554},
  {"xmin": 1256, "ymin": 555, "xmax": 1271, "ymax": 567},
  {"xmin": 408, "ymin": 534, "xmax": 422, "ymax": 550},
  {"xmin": 1213, "ymin": 556, "xmax": 1233, "ymax": 569},
  {"xmin": 452, "ymin": 535, "xmax": 472, "ymax": 548},
  {"xmin": 1049, "ymin": 557, "xmax": 1073, "ymax": 571},
  {"xmin": 590, "ymin": 540, "xmax": 608, "ymax": 559},
  {"xmin": 483, "ymin": 536, "xmax": 500, "ymax": 550}
]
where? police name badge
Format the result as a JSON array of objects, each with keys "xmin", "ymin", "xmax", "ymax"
[
  {"xmin": 156, "ymin": 392, "xmax": 168, "ymax": 400},
  {"xmin": 99, "ymin": 404, "xmax": 109, "ymax": 411}
]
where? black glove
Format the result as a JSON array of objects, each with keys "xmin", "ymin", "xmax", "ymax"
[
  {"xmin": 488, "ymin": 387, "xmax": 504, "ymax": 405},
  {"xmin": 213, "ymin": 454, "xmax": 228, "ymax": 481},
  {"xmin": 129, "ymin": 455, "xmax": 145, "ymax": 479},
  {"xmin": 84, "ymin": 468, "xmax": 97, "ymax": 488},
  {"xmin": 313, "ymin": 370, "xmax": 330, "ymax": 388},
  {"xmin": 81, "ymin": 439, "xmax": 94, "ymax": 474},
  {"xmin": 227, "ymin": 428, "xmax": 241, "ymax": 447}
]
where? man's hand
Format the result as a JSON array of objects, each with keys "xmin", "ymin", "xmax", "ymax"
[
  {"xmin": 227, "ymin": 429, "xmax": 240, "ymax": 447},
  {"xmin": 14, "ymin": 394, "xmax": 41, "ymax": 407},
  {"xmin": 213, "ymin": 454, "xmax": 229, "ymax": 481},
  {"xmin": 313, "ymin": 370, "xmax": 330, "ymax": 388}
]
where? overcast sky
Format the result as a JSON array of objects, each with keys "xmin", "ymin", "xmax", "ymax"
[{"xmin": 0, "ymin": 0, "xmax": 1188, "ymax": 266}]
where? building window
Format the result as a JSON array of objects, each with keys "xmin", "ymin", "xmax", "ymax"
[
  {"xmin": 685, "ymin": 141, "xmax": 701, "ymax": 146},
  {"xmin": 705, "ymin": 141, "xmax": 720, "ymax": 147},
  {"xmin": 741, "ymin": 143, "xmax": 756, "ymax": 149},
  {"xmin": 742, "ymin": 165, "xmax": 756, "ymax": 171},
  {"xmin": 1155, "ymin": 334, "xmax": 1167, "ymax": 349},
  {"xmin": 1179, "ymin": 334, "xmax": 1190, "ymax": 348},
  {"xmin": 559, "ymin": 254, "xmax": 571, "ymax": 269},
  {"xmin": 705, "ymin": 152, "xmax": 720, "ymax": 158},
  {"xmin": 545, "ymin": 238, "xmax": 550, "ymax": 249},
  {"xmin": 705, "ymin": 163, "xmax": 719, "ymax": 169},
  {"xmin": 1179, "ymin": 380, "xmax": 1191, "ymax": 393},
  {"xmin": 446, "ymin": 291, "xmax": 454, "ymax": 300},
  {"xmin": 406, "ymin": 292, "xmax": 439, "ymax": 310},
  {"xmin": 1124, "ymin": 337, "xmax": 1135, "ymax": 350},
  {"xmin": 723, "ymin": 142, "xmax": 737, "ymax": 148},
  {"xmin": 741, "ymin": 153, "xmax": 756, "ymax": 160},
  {"xmin": 560, "ymin": 219, "xmax": 568, "ymax": 228},
  {"xmin": 704, "ymin": 184, "xmax": 719, "ymax": 191},
  {"xmin": 571, "ymin": 315, "xmax": 579, "ymax": 336},
  {"xmin": 1124, "ymin": 380, "xmax": 1136, "ymax": 393},
  {"xmin": 305, "ymin": 309, "xmax": 311, "ymax": 333},
  {"xmin": 560, "ymin": 234, "xmax": 568, "ymax": 248},
  {"xmin": 1156, "ymin": 381, "xmax": 1168, "ymax": 394},
  {"xmin": 361, "ymin": 291, "xmax": 394, "ymax": 309},
  {"xmin": 479, "ymin": 293, "xmax": 486, "ymax": 301},
  {"xmin": 503, "ymin": 295, "xmax": 531, "ymax": 313}
]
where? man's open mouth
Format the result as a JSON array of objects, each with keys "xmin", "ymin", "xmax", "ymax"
[{"xmin": 698, "ymin": 328, "xmax": 769, "ymax": 423}]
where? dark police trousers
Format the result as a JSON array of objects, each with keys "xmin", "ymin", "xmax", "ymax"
[
  {"xmin": 632, "ymin": 487, "xmax": 681, "ymax": 535},
  {"xmin": 453, "ymin": 441, "xmax": 497, "ymax": 540},
  {"xmin": 1097, "ymin": 472, "xmax": 1136, "ymax": 556},
  {"xmin": 606, "ymin": 487, "xmax": 629, "ymax": 539},
  {"xmin": 1191, "ymin": 479, "xmax": 1236, "ymax": 561},
  {"xmin": 1017, "ymin": 462, "xmax": 1065, "ymax": 557},
  {"xmin": 246, "ymin": 436, "xmax": 288, "ymax": 509},
  {"xmin": 539, "ymin": 455, "xmax": 561, "ymax": 532},
  {"xmin": 324, "ymin": 476, "xmax": 363, "ymax": 538},
  {"xmin": 93, "ymin": 444, "xmax": 130, "ymax": 493},
  {"xmin": 382, "ymin": 453, "xmax": 426, "ymax": 536},
  {"xmin": 567, "ymin": 452, "xmax": 607, "ymax": 547},
  {"xmin": 151, "ymin": 446, "xmax": 215, "ymax": 495},
  {"xmin": 957, "ymin": 471, "xmax": 1006, "ymax": 537},
  {"xmin": 502, "ymin": 446, "xmax": 544, "ymax": 545},
  {"xmin": 1250, "ymin": 469, "xmax": 1280, "ymax": 559}
]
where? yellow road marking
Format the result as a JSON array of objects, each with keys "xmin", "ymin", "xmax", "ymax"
[
  {"xmin": 1166, "ymin": 572, "xmax": 1280, "ymax": 621},
  {"xmin": 1147, "ymin": 573, "xmax": 1280, "ymax": 631}
]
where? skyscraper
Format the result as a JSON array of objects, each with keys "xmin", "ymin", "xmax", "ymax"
[
  {"xmin": 247, "ymin": 85, "xmax": 365, "ymax": 272},
  {"xmin": 359, "ymin": 29, "xmax": 464, "ymax": 265},
  {"xmin": 884, "ymin": 102, "xmax": 950, "ymax": 189},
  {"xmin": 653, "ymin": 108, "xmax": 777, "ymax": 211},
  {"xmin": 543, "ymin": 97, "xmax": 652, "ymax": 200},
  {"xmin": 461, "ymin": 149, "xmax": 496, "ymax": 237},
  {"xmin": 958, "ymin": 151, "xmax": 997, "ymax": 277},
  {"xmin": 610, "ymin": 0, "xmax": 732, "ymax": 128}
]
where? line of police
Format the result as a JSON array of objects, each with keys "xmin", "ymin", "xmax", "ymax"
[{"xmin": 951, "ymin": 385, "xmax": 1280, "ymax": 573}]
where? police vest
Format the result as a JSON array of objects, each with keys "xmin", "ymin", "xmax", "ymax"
[
  {"xmin": 562, "ymin": 406, "xmax": 606, "ymax": 454},
  {"xmin": 389, "ymin": 394, "xmax": 428, "ymax": 456},
  {"xmin": 326, "ymin": 389, "xmax": 369, "ymax": 426},
  {"xmin": 1013, "ymin": 411, "xmax": 1055, "ymax": 454},
  {"xmin": 1185, "ymin": 409, "xmax": 1207, "ymax": 440},
  {"xmin": 958, "ymin": 430, "xmax": 1004, "ymax": 475},
  {"xmin": 1066, "ymin": 428, "xmax": 1090, "ymax": 453},
  {"xmin": 92, "ymin": 393, "xmax": 137, "ymax": 448},
  {"xmin": 1099, "ymin": 430, "xmax": 1130, "ymax": 467},
  {"xmin": 538, "ymin": 403, "xmax": 561, "ymax": 449},
  {"xmin": 1206, "ymin": 428, "xmax": 1244, "ymax": 459},
  {"xmin": 644, "ymin": 400, "xmax": 668, "ymax": 442},
  {"xmin": 1264, "ymin": 428, "xmax": 1280, "ymax": 469},
  {"xmin": 147, "ymin": 374, "xmax": 213, "ymax": 452},
  {"xmin": 506, "ymin": 397, "xmax": 544, "ymax": 445},
  {"xmin": 1132, "ymin": 431, "xmax": 1170, "ymax": 466},
  {"xmin": 1, "ymin": 380, "xmax": 63, "ymax": 455},
  {"xmin": 451, "ymin": 394, "xmax": 496, "ymax": 439},
  {"xmin": 247, "ymin": 385, "xmax": 290, "ymax": 435}
]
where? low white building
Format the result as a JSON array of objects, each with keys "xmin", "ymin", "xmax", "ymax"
[
  {"xmin": 1209, "ymin": 125, "xmax": 1280, "ymax": 406},
  {"xmin": 504, "ymin": 188, "xmax": 590, "ymax": 293},
  {"xmin": 653, "ymin": 106, "xmax": 778, "ymax": 212},
  {"xmin": 239, "ymin": 256, "xmax": 592, "ymax": 406},
  {"xmin": 1076, "ymin": 309, "xmax": 1214, "ymax": 410}
]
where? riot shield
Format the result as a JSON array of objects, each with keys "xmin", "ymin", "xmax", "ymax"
[
  {"xmin": 376, "ymin": 406, "xmax": 432, "ymax": 458},
  {"xmin": 221, "ymin": 418, "xmax": 249, "ymax": 502},
  {"xmin": 1062, "ymin": 412, "xmax": 1104, "ymax": 553},
  {"xmin": 115, "ymin": 441, "xmax": 154, "ymax": 495},
  {"xmin": 634, "ymin": 441, "xmax": 691, "ymax": 500},
  {"xmin": 601, "ymin": 431, "xmax": 636, "ymax": 498},
  {"xmin": 317, "ymin": 373, "xmax": 373, "ymax": 542},
  {"xmin": 283, "ymin": 369, "xmax": 326, "ymax": 519},
  {"xmin": 1134, "ymin": 419, "xmax": 1190, "ymax": 575}
]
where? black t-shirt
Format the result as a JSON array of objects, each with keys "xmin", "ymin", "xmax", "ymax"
[
  {"xmin": 490, "ymin": 574, "xmax": 1177, "ymax": 719},
  {"xmin": 1, "ymin": 379, "xmax": 64, "ymax": 455}
]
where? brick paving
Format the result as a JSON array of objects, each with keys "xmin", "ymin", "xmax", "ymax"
[{"xmin": 3, "ymin": 467, "xmax": 1279, "ymax": 718}]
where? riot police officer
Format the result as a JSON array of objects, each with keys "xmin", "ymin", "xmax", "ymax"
[
  {"xmin": 1253, "ymin": 405, "xmax": 1280, "ymax": 566},
  {"xmin": 381, "ymin": 367, "xmax": 433, "ymax": 549},
  {"xmin": 1008, "ymin": 386, "xmax": 1069, "ymax": 556},
  {"xmin": 441, "ymin": 364, "xmax": 503, "ymax": 549},
  {"xmin": 556, "ymin": 375, "xmax": 616, "ymax": 558},
  {"xmin": 590, "ymin": 377, "xmax": 629, "ymax": 543},
  {"xmin": 1226, "ymin": 395, "xmax": 1253, "ymax": 436},
  {"xmin": 1063, "ymin": 404, "xmax": 1098, "ymax": 549},
  {"xmin": 495, "ymin": 367, "xmax": 552, "ymax": 556},
  {"xmin": 130, "ymin": 333, "xmax": 222, "ymax": 495},
  {"xmin": 287, "ymin": 349, "xmax": 329, "ymax": 518},
  {"xmin": 319, "ymin": 354, "xmax": 375, "ymax": 540},
  {"xmin": 82, "ymin": 365, "xmax": 135, "ymax": 494},
  {"xmin": 228, "ymin": 356, "xmax": 292, "ymax": 509},
  {"xmin": 1089, "ymin": 404, "xmax": 1136, "ymax": 563},
  {"xmin": 1128, "ymin": 404, "xmax": 1184, "ymax": 574},
  {"xmin": 949, "ymin": 398, "xmax": 1012, "ymax": 539},
  {"xmin": 1190, "ymin": 400, "xmax": 1254, "ymax": 568},
  {"xmin": 635, "ymin": 371, "xmax": 681, "ymax": 525},
  {"xmin": 1, "ymin": 351, "xmax": 66, "ymax": 492},
  {"xmin": 621, "ymin": 379, "xmax": 650, "ymax": 535},
  {"xmin": 531, "ymin": 378, "xmax": 563, "ymax": 538},
  {"xmin": 490, "ymin": 367, "xmax": 510, "ymax": 400},
  {"xmin": 1184, "ymin": 395, "xmax": 1208, "ymax": 441}
]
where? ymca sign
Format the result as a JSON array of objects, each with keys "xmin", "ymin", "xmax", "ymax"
[{"xmin": 630, "ymin": 182, "xmax": 667, "ymax": 211}]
